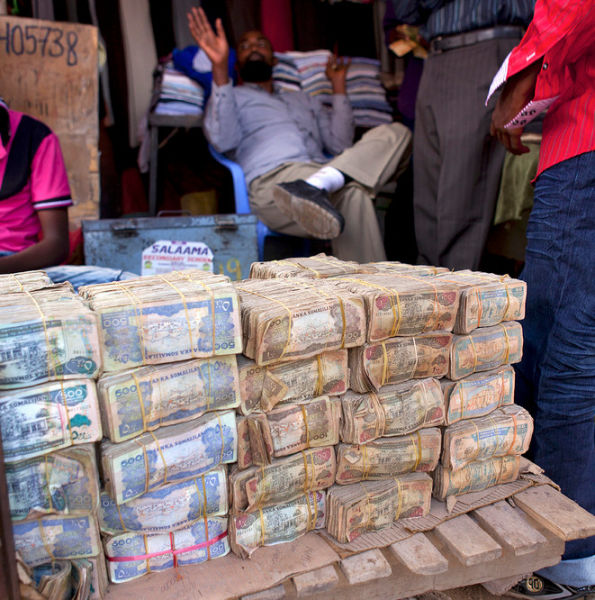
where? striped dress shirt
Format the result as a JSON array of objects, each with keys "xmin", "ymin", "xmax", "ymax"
[{"xmin": 488, "ymin": 0, "xmax": 595, "ymax": 177}]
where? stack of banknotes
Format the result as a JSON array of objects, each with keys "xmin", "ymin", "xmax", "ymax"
[
  {"xmin": 0, "ymin": 270, "xmax": 52, "ymax": 293},
  {"xmin": 79, "ymin": 271, "xmax": 242, "ymax": 371},
  {"xmin": 249, "ymin": 253, "xmax": 373, "ymax": 279}
]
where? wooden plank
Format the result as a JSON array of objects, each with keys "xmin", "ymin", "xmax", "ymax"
[
  {"xmin": 340, "ymin": 549, "xmax": 392, "ymax": 585},
  {"xmin": 514, "ymin": 485, "xmax": 595, "ymax": 541},
  {"xmin": 292, "ymin": 566, "xmax": 339, "ymax": 596},
  {"xmin": 0, "ymin": 15, "xmax": 99, "ymax": 227},
  {"xmin": 434, "ymin": 514, "xmax": 502, "ymax": 567},
  {"xmin": 389, "ymin": 533, "xmax": 448, "ymax": 575},
  {"xmin": 473, "ymin": 501, "xmax": 547, "ymax": 556}
]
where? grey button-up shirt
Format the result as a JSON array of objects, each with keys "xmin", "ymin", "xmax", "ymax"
[{"xmin": 204, "ymin": 82, "xmax": 354, "ymax": 185}]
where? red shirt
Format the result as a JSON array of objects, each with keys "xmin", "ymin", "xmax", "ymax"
[
  {"xmin": 0, "ymin": 107, "xmax": 72, "ymax": 252},
  {"xmin": 487, "ymin": 0, "xmax": 595, "ymax": 177}
]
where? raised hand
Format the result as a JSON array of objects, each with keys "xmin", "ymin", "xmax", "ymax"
[
  {"xmin": 325, "ymin": 54, "xmax": 351, "ymax": 95},
  {"xmin": 187, "ymin": 6, "xmax": 229, "ymax": 78}
]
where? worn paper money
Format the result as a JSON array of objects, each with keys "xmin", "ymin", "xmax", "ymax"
[
  {"xmin": 104, "ymin": 518, "xmax": 229, "ymax": 583},
  {"xmin": 433, "ymin": 455, "xmax": 520, "ymax": 499},
  {"xmin": 230, "ymin": 446, "xmax": 336, "ymax": 513},
  {"xmin": 237, "ymin": 350, "xmax": 349, "ymax": 414},
  {"xmin": 14, "ymin": 514, "xmax": 102, "ymax": 567},
  {"xmin": 340, "ymin": 378, "xmax": 444, "ymax": 444},
  {"xmin": 6, "ymin": 445, "xmax": 99, "ymax": 521},
  {"xmin": 442, "ymin": 366, "xmax": 515, "ymax": 425},
  {"xmin": 0, "ymin": 271, "xmax": 53, "ymax": 293},
  {"xmin": 101, "ymin": 410, "xmax": 237, "ymax": 504},
  {"xmin": 441, "ymin": 405, "xmax": 533, "ymax": 471},
  {"xmin": 326, "ymin": 472, "xmax": 433, "ymax": 542},
  {"xmin": 0, "ymin": 289, "xmax": 101, "ymax": 389},
  {"xmin": 335, "ymin": 428, "xmax": 441, "ymax": 484},
  {"xmin": 0, "ymin": 380, "xmax": 102, "ymax": 463},
  {"xmin": 435, "ymin": 270, "xmax": 526, "ymax": 334},
  {"xmin": 229, "ymin": 491, "xmax": 326, "ymax": 558},
  {"xmin": 99, "ymin": 466, "xmax": 228, "ymax": 535},
  {"xmin": 249, "ymin": 254, "xmax": 373, "ymax": 279},
  {"xmin": 448, "ymin": 321, "xmax": 523, "ymax": 380},
  {"xmin": 80, "ymin": 271, "xmax": 242, "ymax": 371},
  {"xmin": 349, "ymin": 332, "xmax": 452, "ymax": 392},
  {"xmin": 97, "ymin": 355, "xmax": 240, "ymax": 442}
]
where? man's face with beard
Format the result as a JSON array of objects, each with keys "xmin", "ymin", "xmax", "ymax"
[{"xmin": 236, "ymin": 31, "xmax": 275, "ymax": 83}]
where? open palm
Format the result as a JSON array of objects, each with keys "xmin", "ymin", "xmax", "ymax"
[{"xmin": 187, "ymin": 6, "xmax": 229, "ymax": 68}]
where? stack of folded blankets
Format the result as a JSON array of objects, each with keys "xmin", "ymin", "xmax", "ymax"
[
  {"xmin": 273, "ymin": 50, "xmax": 393, "ymax": 127},
  {"xmin": 153, "ymin": 62, "xmax": 204, "ymax": 117},
  {"xmin": 0, "ymin": 275, "xmax": 108, "ymax": 599}
]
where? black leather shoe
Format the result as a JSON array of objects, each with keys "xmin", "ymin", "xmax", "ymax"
[{"xmin": 273, "ymin": 180, "xmax": 345, "ymax": 240}]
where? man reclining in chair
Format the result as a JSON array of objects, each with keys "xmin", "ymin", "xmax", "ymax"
[{"xmin": 188, "ymin": 7, "xmax": 412, "ymax": 263}]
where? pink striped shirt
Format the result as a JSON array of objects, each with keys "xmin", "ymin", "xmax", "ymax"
[
  {"xmin": 0, "ymin": 108, "xmax": 72, "ymax": 252},
  {"xmin": 488, "ymin": 0, "xmax": 595, "ymax": 177}
]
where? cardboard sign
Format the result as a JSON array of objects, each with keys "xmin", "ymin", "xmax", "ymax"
[
  {"xmin": 142, "ymin": 240, "xmax": 214, "ymax": 276},
  {"xmin": 0, "ymin": 16, "xmax": 99, "ymax": 227}
]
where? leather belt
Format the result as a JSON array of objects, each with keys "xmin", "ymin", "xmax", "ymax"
[{"xmin": 430, "ymin": 25, "xmax": 524, "ymax": 53}]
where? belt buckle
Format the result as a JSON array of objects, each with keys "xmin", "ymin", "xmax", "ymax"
[{"xmin": 431, "ymin": 35, "xmax": 444, "ymax": 54}]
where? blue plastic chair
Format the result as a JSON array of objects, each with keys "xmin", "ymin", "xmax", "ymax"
[{"xmin": 208, "ymin": 145, "xmax": 311, "ymax": 260}]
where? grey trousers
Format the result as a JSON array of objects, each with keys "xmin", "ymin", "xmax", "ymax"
[
  {"xmin": 413, "ymin": 37, "xmax": 520, "ymax": 270},
  {"xmin": 249, "ymin": 122, "xmax": 412, "ymax": 263}
]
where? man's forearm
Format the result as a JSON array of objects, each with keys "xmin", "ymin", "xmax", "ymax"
[
  {"xmin": 0, "ymin": 238, "xmax": 69, "ymax": 274},
  {"xmin": 212, "ymin": 63, "xmax": 229, "ymax": 86}
]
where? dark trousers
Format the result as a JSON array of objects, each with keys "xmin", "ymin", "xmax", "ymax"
[
  {"xmin": 515, "ymin": 151, "xmax": 595, "ymax": 561},
  {"xmin": 413, "ymin": 37, "xmax": 518, "ymax": 270}
]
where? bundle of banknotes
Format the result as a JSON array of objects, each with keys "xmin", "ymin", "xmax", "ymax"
[
  {"xmin": 237, "ymin": 350, "xmax": 348, "ymax": 414},
  {"xmin": 322, "ymin": 273, "xmax": 460, "ymax": 340},
  {"xmin": 31, "ymin": 560, "xmax": 72, "ymax": 600},
  {"xmin": 99, "ymin": 467, "xmax": 228, "ymax": 535},
  {"xmin": 441, "ymin": 405, "xmax": 533, "ymax": 471},
  {"xmin": 0, "ymin": 287, "xmax": 101, "ymax": 389},
  {"xmin": 0, "ymin": 380, "xmax": 102, "ymax": 463},
  {"xmin": 6, "ymin": 444, "xmax": 99, "ymax": 521},
  {"xmin": 237, "ymin": 396, "xmax": 341, "ymax": 467},
  {"xmin": 434, "ymin": 270, "xmax": 527, "ymax": 334},
  {"xmin": 359, "ymin": 262, "xmax": 448, "ymax": 276},
  {"xmin": 448, "ymin": 321, "xmax": 523, "ymax": 380},
  {"xmin": 340, "ymin": 378, "xmax": 444, "ymax": 444},
  {"xmin": 97, "ymin": 356, "xmax": 240, "ymax": 442},
  {"xmin": 249, "ymin": 253, "xmax": 372, "ymax": 279},
  {"xmin": 349, "ymin": 331, "xmax": 453, "ymax": 392},
  {"xmin": 79, "ymin": 271, "xmax": 242, "ymax": 371},
  {"xmin": 0, "ymin": 270, "xmax": 52, "ymax": 293},
  {"xmin": 103, "ymin": 517, "xmax": 229, "ymax": 583},
  {"xmin": 229, "ymin": 491, "xmax": 326, "ymax": 558},
  {"xmin": 433, "ymin": 455, "xmax": 521, "ymax": 500},
  {"xmin": 442, "ymin": 366, "xmax": 515, "ymax": 425},
  {"xmin": 13, "ymin": 514, "xmax": 103, "ymax": 566},
  {"xmin": 235, "ymin": 278, "xmax": 366, "ymax": 365},
  {"xmin": 230, "ymin": 446, "xmax": 336, "ymax": 512},
  {"xmin": 326, "ymin": 473, "xmax": 433, "ymax": 543},
  {"xmin": 335, "ymin": 428, "xmax": 441, "ymax": 484},
  {"xmin": 101, "ymin": 410, "xmax": 237, "ymax": 504}
]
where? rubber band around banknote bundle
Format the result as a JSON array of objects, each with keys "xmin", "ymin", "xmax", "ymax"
[
  {"xmin": 367, "ymin": 391, "xmax": 386, "ymax": 441},
  {"xmin": 106, "ymin": 530, "xmax": 228, "ymax": 563},
  {"xmin": 358, "ymin": 482, "xmax": 373, "ymax": 529},
  {"xmin": 507, "ymin": 411, "xmax": 518, "ymax": 455},
  {"xmin": 361, "ymin": 444, "xmax": 370, "ymax": 480},
  {"xmin": 470, "ymin": 420, "xmax": 482, "ymax": 462},
  {"xmin": 148, "ymin": 430, "xmax": 169, "ymax": 486},
  {"xmin": 302, "ymin": 450, "xmax": 310, "ymax": 492},
  {"xmin": 9, "ymin": 273, "xmax": 26, "ymax": 292},
  {"xmin": 201, "ymin": 485, "xmax": 211, "ymax": 561},
  {"xmin": 308, "ymin": 254, "xmax": 355, "ymax": 275},
  {"xmin": 305, "ymin": 491, "xmax": 319, "ymax": 531},
  {"xmin": 37, "ymin": 519, "xmax": 56, "ymax": 563},
  {"xmin": 467, "ymin": 332, "xmax": 479, "ymax": 374},
  {"xmin": 130, "ymin": 372, "xmax": 149, "ymax": 433},
  {"xmin": 487, "ymin": 415, "xmax": 501, "ymax": 459},
  {"xmin": 315, "ymin": 354, "xmax": 325, "ymax": 396},
  {"xmin": 393, "ymin": 476, "xmax": 403, "ymax": 521},
  {"xmin": 114, "ymin": 282, "xmax": 147, "ymax": 364},
  {"xmin": 115, "ymin": 500, "xmax": 128, "ymax": 532},
  {"xmin": 500, "ymin": 323, "xmax": 512, "ymax": 364},
  {"xmin": 259, "ymin": 508, "xmax": 266, "ymax": 546},
  {"xmin": 216, "ymin": 413, "xmax": 226, "ymax": 464},
  {"xmin": 134, "ymin": 439, "xmax": 151, "ymax": 494},
  {"xmin": 409, "ymin": 431, "xmax": 423, "ymax": 471},
  {"xmin": 389, "ymin": 272, "xmax": 442, "ymax": 332},
  {"xmin": 236, "ymin": 286, "xmax": 293, "ymax": 361},
  {"xmin": 300, "ymin": 405, "xmax": 311, "ymax": 447}
]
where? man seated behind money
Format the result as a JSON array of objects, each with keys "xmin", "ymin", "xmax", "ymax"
[
  {"xmin": 188, "ymin": 7, "xmax": 412, "ymax": 263},
  {"xmin": 0, "ymin": 98, "xmax": 135, "ymax": 289}
]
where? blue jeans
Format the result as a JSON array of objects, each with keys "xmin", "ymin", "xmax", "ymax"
[
  {"xmin": 515, "ymin": 152, "xmax": 595, "ymax": 572},
  {"xmin": 0, "ymin": 253, "xmax": 136, "ymax": 291}
]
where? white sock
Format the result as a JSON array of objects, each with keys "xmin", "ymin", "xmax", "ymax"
[{"xmin": 306, "ymin": 166, "xmax": 345, "ymax": 193}]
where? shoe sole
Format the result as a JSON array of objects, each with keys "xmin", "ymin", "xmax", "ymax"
[{"xmin": 273, "ymin": 186, "xmax": 343, "ymax": 240}]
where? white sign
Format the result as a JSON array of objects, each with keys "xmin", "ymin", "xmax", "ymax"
[{"xmin": 141, "ymin": 240, "xmax": 214, "ymax": 276}]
